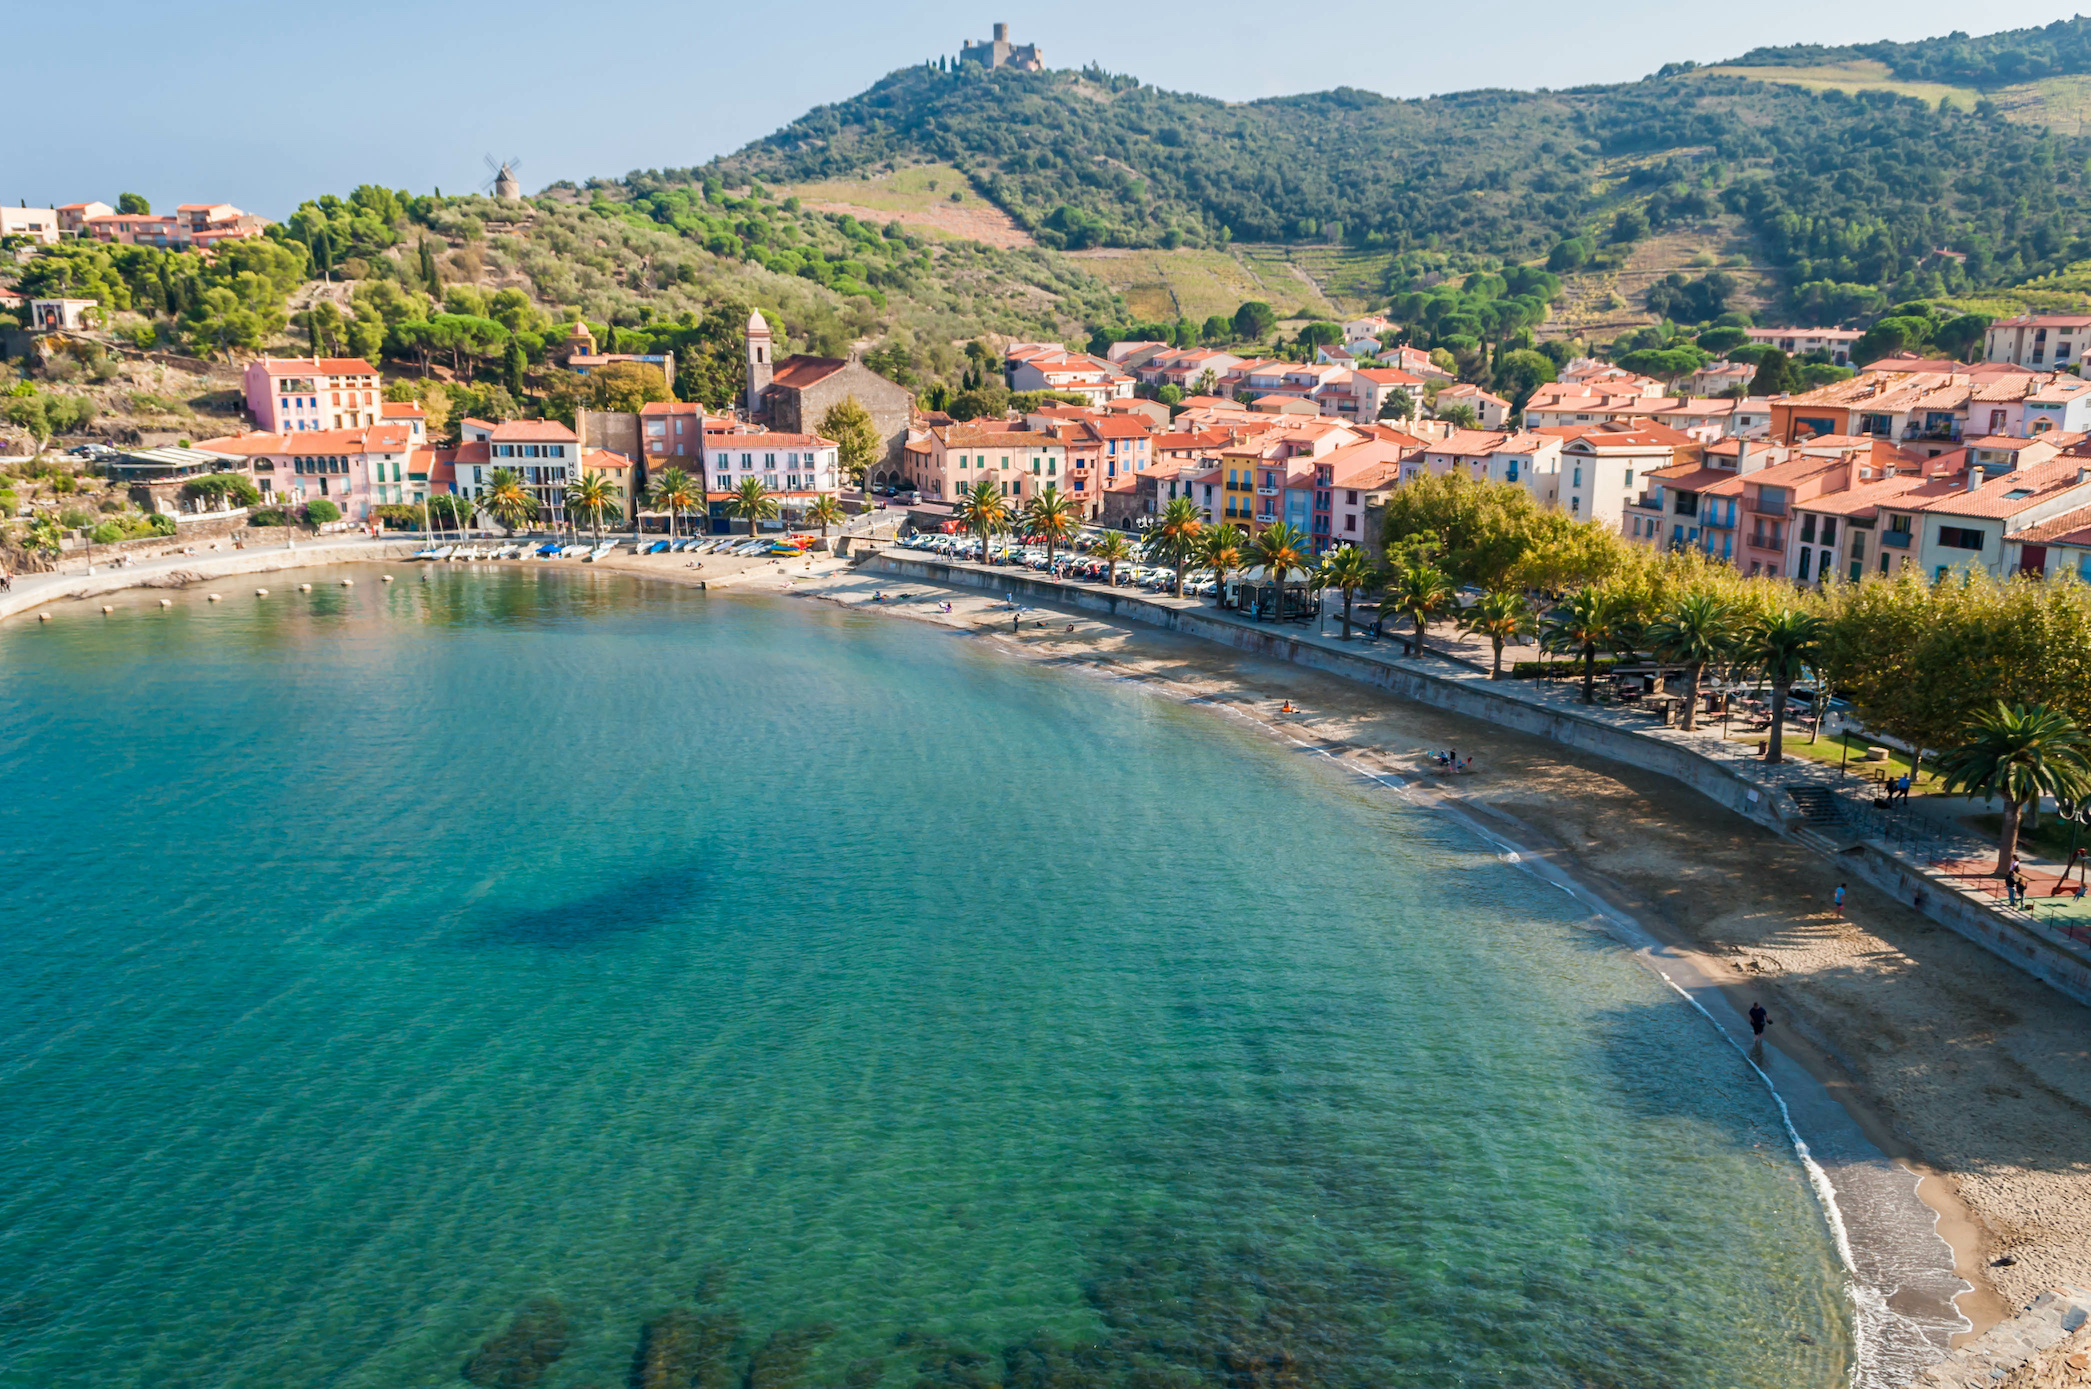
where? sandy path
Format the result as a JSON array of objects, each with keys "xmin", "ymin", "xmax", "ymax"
[{"xmin": 707, "ymin": 559, "xmax": 2091, "ymax": 1338}]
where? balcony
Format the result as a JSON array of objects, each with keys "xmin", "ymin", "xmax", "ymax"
[
  {"xmin": 1256, "ymin": 486, "xmax": 1279, "ymax": 497},
  {"xmin": 1902, "ymin": 421, "xmax": 1963, "ymax": 443},
  {"xmin": 1750, "ymin": 497, "xmax": 1789, "ymax": 517},
  {"xmin": 1883, "ymin": 530, "xmax": 1913, "ymax": 549}
]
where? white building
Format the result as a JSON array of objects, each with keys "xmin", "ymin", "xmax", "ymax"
[
  {"xmin": 0, "ymin": 207, "xmax": 59, "ymax": 245},
  {"xmin": 700, "ymin": 430, "xmax": 841, "ymax": 523},
  {"xmin": 1745, "ymin": 327, "xmax": 1865, "ymax": 366},
  {"xmin": 1985, "ymin": 315, "xmax": 2091, "ymax": 371},
  {"xmin": 1558, "ymin": 430, "xmax": 1678, "ymax": 528}
]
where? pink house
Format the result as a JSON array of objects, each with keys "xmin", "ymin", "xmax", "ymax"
[{"xmin": 243, "ymin": 357, "xmax": 382, "ymax": 432}]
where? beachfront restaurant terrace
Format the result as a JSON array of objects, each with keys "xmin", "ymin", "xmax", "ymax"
[{"xmin": 103, "ymin": 445, "xmax": 244, "ymax": 482}]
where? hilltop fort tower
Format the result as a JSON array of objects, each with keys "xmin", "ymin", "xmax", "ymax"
[{"xmin": 960, "ymin": 23, "xmax": 1043, "ymax": 72}]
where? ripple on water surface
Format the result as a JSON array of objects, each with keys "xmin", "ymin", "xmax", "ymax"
[{"xmin": 0, "ymin": 569, "xmax": 1852, "ymax": 1388}]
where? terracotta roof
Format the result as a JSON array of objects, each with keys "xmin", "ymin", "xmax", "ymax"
[
  {"xmin": 1425, "ymin": 429, "xmax": 1512, "ymax": 457},
  {"xmin": 1560, "ymin": 430, "xmax": 1683, "ymax": 453},
  {"xmin": 1994, "ymin": 314, "xmax": 2091, "ymax": 327},
  {"xmin": 1917, "ymin": 457, "xmax": 2091, "ymax": 519},
  {"xmin": 1085, "ymin": 418, "xmax": 1153, "ymax": 439},
  {"xmin": 1795, "ymin": 475, "xmax": 1938, "ymax": 518},
  {"xmin": 705, "ymin": 432, "xmax": 834, "ymax": 448},
  {"xmin": 1317, "ymin": 439, "xmax": 1418, "ymax": 477},
  {"xmin": 582, "ymin": 448, "xmax": 632, "ymax": 470},
  {"xmin": 254, "ymin": 356, "xmax": 377, "ymax": 376},
  {"xmin": 640, "ymin": 401, "xmax": 707, "ymax": 415},
  {"xmin": 191, "ymin": 425, "xmax": 410, "ymax": 455},
  {"xmin": 1646, "ymin": 465, "xmax": 1736, "ymax": 491},
  {"xmin": 2009, "ymin": 502, "xmax": 2091, "ymax": 545},
  {"xmin": 1735, "ymin": 453, "xmax": 1853, "ymax": 487},
  {"xmin": 770, "ymin": 356, "xmax": 848, "ymax": 390},
  {"xmin": 488, "ymin": 420, "xmax": 578, "ymax": 442},
  {"xmin": 381, "ymin": 401, "xmax": 426, "ymax": 418}
]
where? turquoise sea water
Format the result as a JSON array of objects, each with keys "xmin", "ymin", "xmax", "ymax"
[{"xmin": 0, "ymin": 567, "xmax": 1852, "ymax": 1388}]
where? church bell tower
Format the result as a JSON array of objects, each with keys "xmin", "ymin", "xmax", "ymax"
[{"xmin": 745, "ymin": 310, "xmax": 773, "ymax": 419}]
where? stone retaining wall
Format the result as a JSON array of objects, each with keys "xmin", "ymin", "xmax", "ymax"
[{"xmin": 0, "ymin": 539, "xmax": 418, "ymax": 622}]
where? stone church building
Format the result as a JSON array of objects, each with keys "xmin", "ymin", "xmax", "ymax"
[{"xmin": 744, "ymin": 310, "xmax": 914, "ymax": 480}]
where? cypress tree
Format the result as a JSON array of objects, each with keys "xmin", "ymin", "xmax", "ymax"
[
  {"xmin": 419, "ymin": 239, "xmax": 440, "ymax": 292},
  {"xmin": 504, "ymin": 338, "xmax": 527, "ymax": 398},
  {"xmin": 308, "ymin": 317, "xmax": 322, "ymax": 355}
]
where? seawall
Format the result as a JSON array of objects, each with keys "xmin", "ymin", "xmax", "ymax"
[{"xmin": 0, "ymin": 538, "xmax": 419, "ymax": 623}]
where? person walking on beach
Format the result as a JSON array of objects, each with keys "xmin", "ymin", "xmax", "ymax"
[
  {"xmin": 1833, "ymin": 883, "xmax": 1846, "ymax": 916},
  {"xmin": 1748, "ymin": 1002, "xmax": 1769, "ymax": 1039}
]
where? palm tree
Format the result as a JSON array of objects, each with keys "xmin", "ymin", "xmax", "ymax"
[
  {"xmin": 1741, "ymin": 608, "xmax": 1826, "ymax": 764},
  {"xmin": 1243, "ymin": 522, "xmax": 1309, "ymax": 620},
  {"xmin": 1436, "ymin": 401, "xmax": 1480, "ymax": 431},
  {"xmin": 482, "ymin": 466, "xmax": 536, "ymax": 535},
  {"xmin": 1199, "ymin": 522, "xmax": 1245, "ymax": 607},
  {"xmin": 1388, "ymin": 558, "xmax": 1456, "ymax": 655},
  {"xmin": 1541, "ymin": 588, "xmax": 1621, "ymax": 705},
  {"xmin": 1317, "ymin": 545, "xmax": 1383, "ymax": 640},
  {"xmin": 1938, "ymin": 704, "xmax": 2091, "ymax": 877},
  {"xmin": 1023, "ymin": 485, "xmax": 1079, "ymax": 569},
  {"xmin": 1143, "ymin": 496, "xmax": 1205, "ymax": 596},
  {"xmin": 1091, "ymin": 529, "xmax": 1133, "ymax": 587},
  {"xmin": 1646, "ymin": 593, "xmax": 1740, "ymax": 732},
  {"xmin": 565, "ymin": 472, "xmax": 618, "ymax": 542},
  {"xmin": 804, "ymin": 495, "xmax": 845, "ymax": 537},
  {"xmin": 1459, "ymin": 588, "xmax": 1536, "ymax": 678},
  {"xmin": 729, "ymin": 477, "xmax": 779, "ymax": 537},
  {"xmin": 648, "ymin": 466, "xmax": 700, "ymax": 541},
  {"xmin": 953, "ymin": 478, "xmax": 1010, "ymax": 563}
]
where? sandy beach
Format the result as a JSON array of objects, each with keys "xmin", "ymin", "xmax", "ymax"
[{"xmin": 23, "ymin": 540, "xmax": 2091, "ymax": 1349}]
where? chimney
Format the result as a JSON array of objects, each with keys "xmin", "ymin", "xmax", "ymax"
[
  {"xmin": 1966, "ymin": 465, "xmax": 1984, "ymax": 493},
  {"xmin": 1735, "ymin": 439, "xmax": 1749, "ymax": 473}
]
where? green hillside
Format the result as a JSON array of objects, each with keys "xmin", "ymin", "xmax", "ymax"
[
  {"xmin": 665, "ymin": 30, "xmax": 2091, "ymax": 317},
  {"xmin": 1727, "ymin": 15, "xmax": 2091, "ymax": 87}
]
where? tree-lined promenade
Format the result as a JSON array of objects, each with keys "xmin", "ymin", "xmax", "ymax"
[{"xmin": 1359, "ymin": 471, "xmax": 2091, "ymax": 876}]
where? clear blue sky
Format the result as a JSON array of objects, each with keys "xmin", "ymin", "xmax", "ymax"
[{"xmin": 13, "ymin": 1, "xmax": 2086, "ymax": 219}]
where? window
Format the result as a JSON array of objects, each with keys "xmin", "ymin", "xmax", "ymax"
[
  {"xmin": 1800, "ymin": 515, "xmax": 1816, "ymax": 543},
  {"xmin": 1937, "ymin": 526, "xmax": 1986, "ymax": 551},
  {"xmin": 1797, "ymin": 550, "xmax": 1811, "ymax": 581},
  {"xmin": 1572, "ymin": 466, "xmax": 1583, "ymax": 488},
  {"xmin": 1505, "ymin": 460, "xmax": 1519, "ymax": 483},
  {"xmin": 1570, "ymin": 497, "xmax": 1579, "ymax": 514}
]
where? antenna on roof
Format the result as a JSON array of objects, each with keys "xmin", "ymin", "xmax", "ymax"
[{"xmin": 482, "ymin": 156, "xmax": 523, "ymax": 201}]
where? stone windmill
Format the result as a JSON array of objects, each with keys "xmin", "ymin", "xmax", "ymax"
[{"xmin": 482, "ymin": 155, "xmax": 523, "ymax": 201}]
